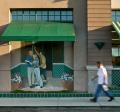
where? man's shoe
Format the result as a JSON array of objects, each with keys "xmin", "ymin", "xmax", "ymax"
[
  {"xmin": 108, "ymin": 97, "xmax": 114, "ymax": 102},
  {"xmin": 30, "ymin": 85, "xmax": 35, "ymax": 88},
  {"xmin": 40, "ymin": 86, "xmax": 43, "ymax": 88},
  {"xmin": 90, "ymin": 98, "xmax": 97, "ymax": 102}
]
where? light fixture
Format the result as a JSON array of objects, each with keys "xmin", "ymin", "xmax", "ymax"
[{"xmin": 94, "ymin": 42, "xmax": 105, "ymax": 50}]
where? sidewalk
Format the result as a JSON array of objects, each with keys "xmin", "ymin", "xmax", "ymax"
[{"xmin": 0, "ymin": 97, "xmax": 119, "ymax": 107}]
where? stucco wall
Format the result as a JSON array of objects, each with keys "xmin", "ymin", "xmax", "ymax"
[{"xmin": 0, "ymin": 44, "xmax": 11, "ymax": 91}]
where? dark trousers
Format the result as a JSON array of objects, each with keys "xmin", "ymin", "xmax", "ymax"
[
  {"xmin": 94, "ymin": 84, "xmax": 113, "ymax": 101},
  {"xmin": 40, "ymin": 68, "xmax": 47, "ymax": 80}
]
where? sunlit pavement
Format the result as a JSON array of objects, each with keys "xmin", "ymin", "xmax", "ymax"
[{"xmin": 0, "ymin": 97, "xmax": 119, "ymax": 107}]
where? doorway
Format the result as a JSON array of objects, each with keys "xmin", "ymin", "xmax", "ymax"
[{"xmin": 35, "ymin": 42, "xmax": 64, "ymax": 71}]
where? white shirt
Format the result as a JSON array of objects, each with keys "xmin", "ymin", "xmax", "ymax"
[{"xmin": 97, "ymin": 66, "xmax": 108, "ymax": 84}]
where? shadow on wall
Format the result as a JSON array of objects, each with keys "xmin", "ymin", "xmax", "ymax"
[
  {"xmin": 88, "ymin": 25, "xmax": 112, "ymax": 65},
  {"xmin": 68, "ymin": 0, "xmax": 112, "ymax": 65},
  {"xmin": 0, "ymin": 24, "xmax": 9, "ymax": 45},
  {"xmin": 0, "ymin": 24, "xmax": 32, "ymax": 67},
  {"xmin": 0, "ymin": 24, "xmax": 16, "ymax": 91},
  {"xmin": 68, "ymin": 0, "xmax": 112, "ymax": 66},
  {"xmin": 0, "ymin": 24, "xmax": 32, "ymax": 91}
]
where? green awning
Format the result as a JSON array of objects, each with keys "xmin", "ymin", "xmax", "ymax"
[
  {"xmin": 112, "ymin": 22, "xmax": 120, "ymax": 39},
  {"xmin": 1, "ymin": 22, "xmax": 75, "ymax": 41}
]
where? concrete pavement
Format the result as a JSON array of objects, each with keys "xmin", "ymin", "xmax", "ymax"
[{"xmin": 0, "ymin": 97, "xmax": 119, "ymax": 107}]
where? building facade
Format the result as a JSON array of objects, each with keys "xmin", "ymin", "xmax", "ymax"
[{"xmin": 0, "ymin": 0, "xmax": 111, "ymax": 92}]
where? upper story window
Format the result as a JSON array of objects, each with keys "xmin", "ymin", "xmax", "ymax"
[
  {"xmin": 112, "ymin": 10, "xmax": 120, "ymax": 22},
  {"xmin": 11, "ymin": 9, "xmax": 73, "ymax": 22}
]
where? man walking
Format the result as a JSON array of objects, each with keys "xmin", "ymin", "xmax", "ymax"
[{"xmin": 90, "ymin": 61, "xmax": 114, "ymax": 102}]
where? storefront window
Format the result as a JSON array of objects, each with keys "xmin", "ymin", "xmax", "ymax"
[{"xmin": 11, "ymin": 9, "xmax": 73, "ymax": 22}]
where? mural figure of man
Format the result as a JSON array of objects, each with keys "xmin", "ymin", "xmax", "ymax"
[
  {"xmin": 33, "ymin": 54, "xmax": 43, "ymax": 88},
  {"xmin": 25, "ymin": 50, "xmax": 34, "ymax": 88}
]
